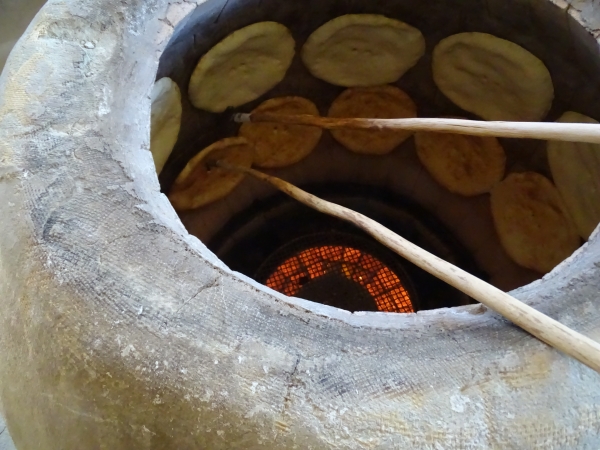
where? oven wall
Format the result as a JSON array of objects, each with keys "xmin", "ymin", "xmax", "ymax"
[
  {"xmin": 0, "ymin": 3, "xmax": 45, "ymax": 448},
  {"xmin": 0, "ymin": 0, "xmax": 47, "ymax": 73}
]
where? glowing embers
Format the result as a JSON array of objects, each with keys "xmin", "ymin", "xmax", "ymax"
[{"xmin": 264, "ymin": 244, "xmax": 413, "ymax": 313}]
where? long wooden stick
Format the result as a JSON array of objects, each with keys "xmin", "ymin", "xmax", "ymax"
[
  {"xmin": 218, "ymin": 161, "xmax": 600, "ymax": 373},
  {"xmin": 234, "ymin": 113, "xmax": 600, "ymax": 144}
]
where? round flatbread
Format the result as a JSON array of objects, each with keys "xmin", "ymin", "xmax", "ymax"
[
  {"xmin": 169, "ymin": 137, "xmax": 253, "ymax": 210},
  {"xmin": 490, "ymin": 172, "xmax": 580, "ymax": 274},
  {"xmin": 415, "ymin": 120, "xmax": 506, "ymax": 196},
  {"xmin": 328, "ymin": 85, "xmax": 417, "ymax": 155},
  {"xmin": 302, "ymin": 14, "xmax": 425, "ymax": 87},
  {"xmin": 548, "ymin": 111, "xmax": 600, "ymax": 240},
  {"xmin": 188, "ymin": 22, "xmax": 295, "ymax": 113},
  {"xmin": 150, "ymin": 77, "xmax": 181, "ymax": 174},
  {"xmin": 432, "ymin": 32, "xmax": 554, "ymax": 121},
  {"xmin": 239, "ymin": 96, "xmax": 322, "ymax": 168}
]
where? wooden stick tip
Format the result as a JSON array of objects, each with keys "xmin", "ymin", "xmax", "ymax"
[{"xmin": 232, "ymin": 113, "xmax": 251, "ymax": 123}]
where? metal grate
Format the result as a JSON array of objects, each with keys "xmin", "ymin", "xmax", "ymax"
[{"xmin": 256, "ymin": 234, "xmax": 414, "ymax": 313}]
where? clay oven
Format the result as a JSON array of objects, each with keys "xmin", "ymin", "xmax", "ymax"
[{"xmin": 1, "ymin": 0, "xmax": 600, "ymax": 448}]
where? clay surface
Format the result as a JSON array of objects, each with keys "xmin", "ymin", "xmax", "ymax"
[{"xmin": 0, "ymin": 0, "xmax": 600, "ymax": 448}]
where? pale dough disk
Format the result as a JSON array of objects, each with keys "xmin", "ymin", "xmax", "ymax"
[
  {"xmin": 188, "ymin": 22, "xmax": 295, "ymax": 113},
  {"xmin": 169, "ymin": 137, "xmax": 253, "ymax": 211},
  {"xmin": 547, "ymin": 111, "xmax": 600, "ymax": 240},
  {"xmin": 415, "ymin": 120, "xmax": 506, "ymax": 196},
  {"xmin": 239, "ymin": 96, "xmax": 322, "ymax": 168},
  {"xmin": 490, "ymin": 172, "xmax": 580, "ymax": 274},
  {"xmin": 328, "ymin": 85, "xmax": 417, "ymax": 155},
  {"xmin": 302, "ymin": 14, "xmax": 425, "ymax": 87},
  {"xmin": 432, "ymin": 32, "xmax": 554, "ymax": 121},
  {"xmin": 150, "ymin": 77, "xmax": 182, "ymax": 174}
]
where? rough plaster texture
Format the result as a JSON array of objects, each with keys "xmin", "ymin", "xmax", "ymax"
[
  {"xmin": 0, "ymin": 1, "xmax": 46, "ymax": 448},
  {"xmin": 0, "ymin": 0, "xmax": 599, "ymax": 448}
]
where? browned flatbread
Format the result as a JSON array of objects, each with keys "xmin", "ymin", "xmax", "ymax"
[
  {"xmin": 415, "ymin": 122, "xmax": 506, "ymax": 196},
  {"xmin": 328, "ymin": 85, "xmax": 417, "ymax": 155},
  {"xmin": 239, "ymin": 96, "xmax": 322, "ymax": 168},
  {"xmin": 490, "ymin": 172, "xmax": 580, "ymax": 274},
  {"xmin": 169, "ymin": 137, "xmax": 253, "ymax": 211}
]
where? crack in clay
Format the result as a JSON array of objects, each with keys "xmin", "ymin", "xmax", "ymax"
[
  {"xmin": 173, "ymin": 277, "xmax": 221, "ymax": 317},
  {"xmin": 158, "ymin": 17, "xmax": 174, "ymax": 29},
  {"xmin": 281, "ymin": 355, "xmax": 301, "ymax": 419},
  {"xmin": 105, "ymin": 232, "xmax": 137, "ymax": 247},
  {"xmin": 214, "ymin": 0, "xmax": 232, "ymax": 24}
]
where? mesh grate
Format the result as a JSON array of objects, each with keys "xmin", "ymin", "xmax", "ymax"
[{"xmin": 257, "ymin": 234, "xmax": 414, "ymax": 313}]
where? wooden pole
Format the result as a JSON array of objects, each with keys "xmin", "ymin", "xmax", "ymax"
[
  {"xmin": 234, "ymin": 113, "xmax": 600, "ymax": 144},
  {"xmin": 218, "ymin": 161, "xmax": 600, "ymax": 374}
]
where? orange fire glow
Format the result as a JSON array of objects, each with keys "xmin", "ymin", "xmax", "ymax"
[{"xmin": 265, "ymin": 245, "xmax": 413, "ymax": 313}]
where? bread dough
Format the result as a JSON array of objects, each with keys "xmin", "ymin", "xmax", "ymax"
[
  {"xmin": 415, "ymin": 121, "xmax": 506, "ymax": 196},
  {"xmin": 188, "ymin": 22, "xmax": 295, "ymax": 113},
  {"xmin": 169, "ymin": 137, "xmax": 253, "ymax": 210},
  {"xmin": 302, "ymin": 14, "xmax": 425, "ymax": 87},
  {"xmin": 547, "ymin": 111, "xmax": 600, "ymax": 240},
  {"xmin": 490, "ymin": 172, "xmax": 580, "ymax": 273},
  {"xmin": 239, "ymin": 96, "xmax": 322, "ymax": 168},
  {"xmin": 328, "ymin": 85, "xmax": 417, "ymax": 154},
  {"xmin": 433, "ymin": 32, "xmax": 554, "ymax": 121},
  {"xmin": 150, "ymin": 77, "xmax": 181, "ymax": 174}
]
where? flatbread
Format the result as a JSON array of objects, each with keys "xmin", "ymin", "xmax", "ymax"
[
  {"xmin": 490, "ymin": 172, "xmax": 580, "ymax": 274},
  {"xmin": 415, "ymin": 120, "xmax": 506, "ymax": 196},
  {"xmin": 239, "ymin": 96, "xmax": 322, "ymax": 168},
  {"xmin": 150, "ymin": 77, "xmax": 181, "ymax": 174},
  {"xmin": 188, "ymin": 22, "xmax": 295, "ymax": 113},
  {"xmin": 328, "ymin": 85, "xmax": 417, "ymax": 155},
  {"xmin": 547, "ymin": 111, "xmax": 600, "ymax": 240},
  {"xmin": 432, "ymin": 32, "xmax": 554, "ymax": 121},
  {"xmin": 168, "ymin": 137, "xmax": 253, "ymax": 211},
  {"xmin": 302, "ymin": 14, "xmax": 425, "ymax": 87}
]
